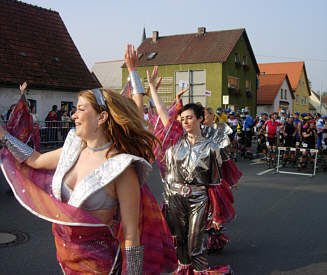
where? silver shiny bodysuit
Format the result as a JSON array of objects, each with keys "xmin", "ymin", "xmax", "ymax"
[{"xmin": 164, "ymin": 134, "xmax": 222, "ymax": 271}]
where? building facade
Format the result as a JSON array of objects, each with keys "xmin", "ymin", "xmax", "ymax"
[
  {"xmin": 257, "ymin": 74, "xmax": 294, "ymax": 114},
  {"xmin": 122, "ymin": 27, "xmax": 259, "ymax": 116},
  {"xmin": 91, "ymin": 60, "xmax": 124, "ymax": 92},
  {"xmin": 259, "ymin": 62, "xmax": 310, "ymax": 113},
  {"xmin": 310, "ymin": 90, "xmax": 327, "ymax": 115}
]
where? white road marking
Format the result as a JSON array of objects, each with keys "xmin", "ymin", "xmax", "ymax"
[
  {"xmin": 256, "ymin": 165, "xmax": 282, "ymax": 176},
  {"xmin": 256, "ymin": 168, "xmax": 274, "ymax": 175},
  {"xmin": 249, "ymin": 159, "xmax": 265, "ymax": 165}
]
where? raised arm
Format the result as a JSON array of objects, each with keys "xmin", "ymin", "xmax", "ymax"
[
  {"xmin": 147, "ymin": 67, "xmax": 189, "ymax": 127},
  {"xmin": 124, "ymin": 44, "xmax": 145, "ymax": 116},
  {"xmin": 19, "ymin": 81, "xmax": 28, "ymax": 95},
  {"xmin": 176, "ymin": 87, "xmax": 190, "ymax": 102},
  {"xmin": 146, "ymin": 66, "xmax": 170, "ymax": 127}
]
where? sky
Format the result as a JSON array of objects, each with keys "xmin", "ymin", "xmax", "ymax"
[{"xmin": 22, "ymin": 0, "xmax": 327, "ymax": 93}]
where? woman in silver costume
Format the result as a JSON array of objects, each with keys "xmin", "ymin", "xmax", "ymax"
[
  {"xmin": 164, "ymin": 103, "xmax": 232, "ymax": 274},
  {"xmin": 126, "ymin": 64, "xmax": 236, "ymax": 274}
]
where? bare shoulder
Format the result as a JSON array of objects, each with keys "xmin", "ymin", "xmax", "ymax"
[{"xmin": 116, "ymin": 165, "xmax": 138, "ymax": 183}]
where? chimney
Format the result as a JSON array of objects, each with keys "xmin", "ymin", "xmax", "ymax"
[
  {"xmin": 198, "ymin": 27, "xmax": 206, "ymax": 35},
  {"xmin": 152, "ymin": 31, "xmax": 159, "ymax": 43}
]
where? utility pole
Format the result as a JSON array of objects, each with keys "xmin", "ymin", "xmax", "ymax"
[{"xmin": 319, "ymin": 80, "xmax": 322, "ymax": 114}]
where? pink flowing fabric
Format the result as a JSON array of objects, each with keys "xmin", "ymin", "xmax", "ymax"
[
  {"xmin": 120, "ymin": 80, "xmax": 132, "ymax": 98},
  {"xmin": 1, "ymin": 95, "xmax": 177, "ymax": 274},
  {"xmin": 207, "ymin": 179, "xmax": 235, "ymax": 226},
  {"xmin": 221, "ymin": 158, "xmax": 242, "ymax": 187},
  {"xmin": 149, "ymin": 100, "xmax": 184, "ymax": 177},
  {"xmin": 6, "ymin": 97, "xmax": 33, "ymax": 144},
  {"xmin": 6, "ymin": 97, "xmax": 40, "ymax": 151}
]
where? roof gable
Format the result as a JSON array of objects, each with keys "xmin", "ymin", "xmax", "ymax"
[
  {"xmin": 133, "ymin": 28, "xmax": 258, "ymax": 72},
  {"xmin": 0, "ymin": 0, "xmax": 99, "ymax": 90},
  {"xmin": 257, "ymin": 73, "xmax": 293, "ymax": 104},
  {"xmin": 258, "ymin": 62, "xmax": 310, "ymax": 95}
]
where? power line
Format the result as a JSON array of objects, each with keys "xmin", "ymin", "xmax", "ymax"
[{"xmin": 256, "ymin": 55, "xmax": 327, "ymax": 63}]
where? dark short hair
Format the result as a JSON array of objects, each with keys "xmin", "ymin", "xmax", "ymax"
[
  {"xmin": 179, "ymin": 103, "xmax": 204, "ymax": 122},
  {"xmin": 52, "ymin": 105, "xmax": 58, "ymax": 111}
]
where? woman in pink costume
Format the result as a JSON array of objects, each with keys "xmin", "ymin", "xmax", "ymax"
[{"xmin": 0, "ymin": 50, "xmax": 177, "ymax": 274}]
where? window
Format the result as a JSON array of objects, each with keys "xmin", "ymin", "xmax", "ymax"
[
  {"xmin": 280, "ymin": 89, "xmax": 283, "ymax": 99},
  {"xmin": 301, "ymin": 96, "xmax": 305, "ymax": 105},
  {"xmin": 147, "ymin": 52, "xmax": 157, "ymax": 60},
  {"xmin": 228, "ymin": 76, "xmax": 240, "ymax": 89},
  {"xmin": 242, "ymin": 56, "xmax": 247, "ymax": 65},
  {"xmin": 175, "ymin": 70, "xmax": 207, "ymax": 106},
  {"xmin": 234, "ymin": 53, "xmax": 240, "ymax": 63},
  {"xmin": 145, "ymin": 76, "xmax": 174, "ymax": 104},
  {"xmin": 61, "ymin": 101, "xmax": 73, "ymax": 113},
  {"xmin": 284, "ymin": 90, "xmax": 287, "ymax": 100},
  {"xmin": 296, "ymin": 95, "xmax": 299, "ymax": 104},
  {"xmin": 304, "ymin": 96, "xmax": 307, "ymax": 104},
  {"xmin": 246, "ymin": 80, "xmax": 251, "ymax": 90}
]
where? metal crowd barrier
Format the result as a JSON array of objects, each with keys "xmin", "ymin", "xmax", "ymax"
[
  {"xmin": 38, "ymin": 121, "xmax": 74, "ymax": 149},
  {"xmin": 276, "ymin": 146, "xmax": 319, "ymax": 177}
]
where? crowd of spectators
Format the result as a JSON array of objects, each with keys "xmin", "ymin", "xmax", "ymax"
[{"xmin": 204, "ymin": 107, "xmax": 327, "ymax": 171}]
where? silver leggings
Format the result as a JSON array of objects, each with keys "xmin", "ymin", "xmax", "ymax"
[{"xmin": 165, "ymin": 185, "xmax": 209, "ymax": 271}]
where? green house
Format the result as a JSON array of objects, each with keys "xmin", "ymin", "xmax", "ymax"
[{"xmin": 122, "ymin": 27, "xmax": 259, "ymax": 115}]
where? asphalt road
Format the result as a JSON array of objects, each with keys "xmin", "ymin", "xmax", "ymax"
[{"xmin": 0, "ymin": 160, "xmax": 326, "ymax": 275}]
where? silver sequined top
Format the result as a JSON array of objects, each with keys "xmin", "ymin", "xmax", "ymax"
[
  {"xmin": 165, "ymin": 136, "xmax": 222, "ymax": 187},
  {"xmin": 61, "ymin": 182, "xmax": 118, "ymax": 211},
  {"xmin": 164, "ymin": 124, "xmax": 231, "ymax": 187},
  {"xmin": 52, "ymin": 129, "xmax": 152, "ymax": 208}
]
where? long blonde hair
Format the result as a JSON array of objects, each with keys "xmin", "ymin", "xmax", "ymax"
[{"xmin": 79, "ymin": 89, "xmax": 158, "ymax": 163}]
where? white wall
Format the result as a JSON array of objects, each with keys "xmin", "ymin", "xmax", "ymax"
[
  {"xmin": 91, "ymin": 60, "xmax": 123, "ymax": 90},
  {"xmin": 0, "ymin": 87, "xmax": 78, "ymax": 122},
  {"xmin": 273, "ymin": 79, "xmax": 293, "ymax": 112},
  {"xmin": 310, "ymin": 92, "xmax": 327, "ymax": 115}
]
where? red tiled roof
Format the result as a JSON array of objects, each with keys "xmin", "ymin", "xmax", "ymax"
[
  {"xmin": 257, "ymin": 73, "xmax": 293, "ymax": 104},
  {"xmin": 0, "ymin": 0, "xmax": 99, "ymax": 91},
  {"xmin": 132, "ymin": 28, "xmax": 259, "ymax": 72},
  {"xmin": 322, "ymin": 95, "xmax": 327, "ymax": 105},
  {"xmin": 258, "ymin": 62, "xmax": 310, "ymax": 95}
]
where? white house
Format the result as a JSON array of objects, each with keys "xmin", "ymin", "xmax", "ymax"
[
  {"xmin": 310, "ymin": 90, "xmax": 327, "ymax": 115},
  {"xmin": 91, "ymin": 60, "xmax": 124, "ymax": 91},
  {"xmin": 257, "ymin": 73, "xmax": 294, "ymax": 114}
]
